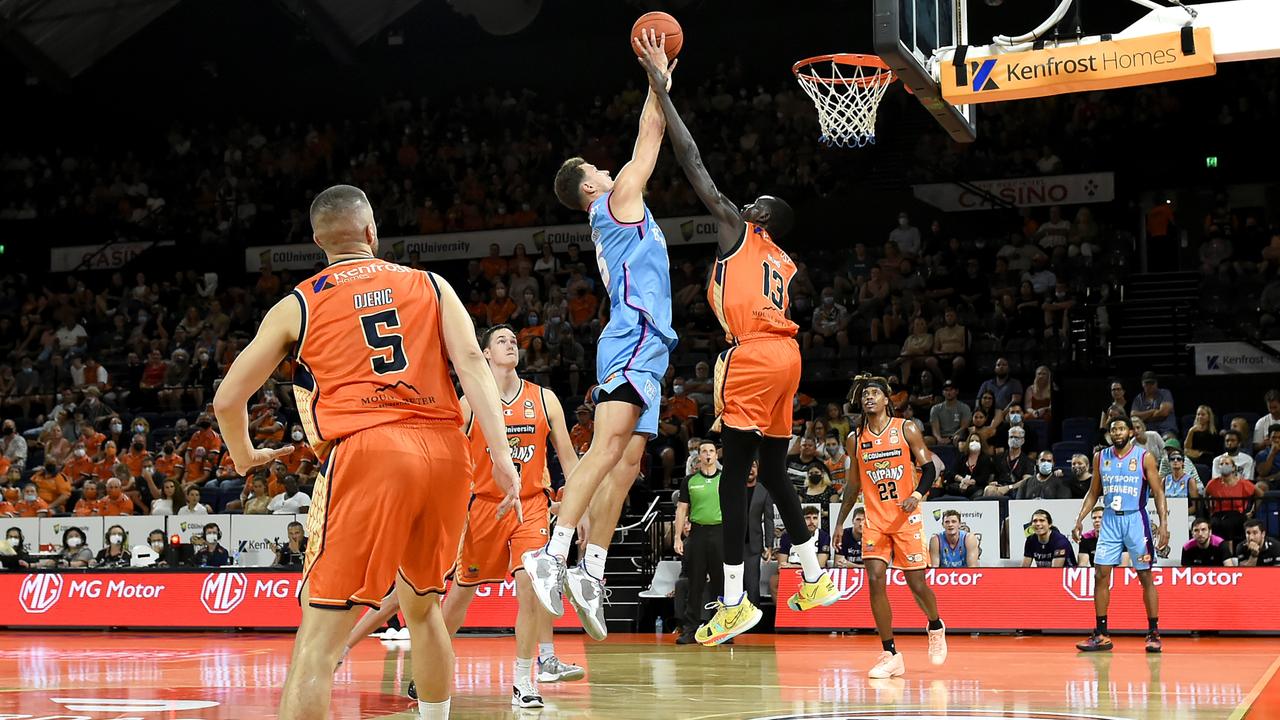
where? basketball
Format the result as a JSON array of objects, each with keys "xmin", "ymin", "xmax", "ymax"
[{"xmin": 631, "ymin": 11, "xmax": 682, "ymax": 60}]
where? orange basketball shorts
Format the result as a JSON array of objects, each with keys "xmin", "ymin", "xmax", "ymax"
[
  {"xmin": 302, "ymin": 421, "xmax": 471, "ymax": 609},
  {"xmin": 862, "ymin": 514, "xmax": 929, "ymax": 571},
  {"xmin": 451, "ymin": 493, "xmax": 551, "ymax": 586},
  {"xmin": 713, "ymin": 336, "xmax": 801, "ymax": 438}
]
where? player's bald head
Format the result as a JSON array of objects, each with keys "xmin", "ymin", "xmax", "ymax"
[{"xmin": 310, "ymin": 185, "xmax": 377, "ymax": 253}]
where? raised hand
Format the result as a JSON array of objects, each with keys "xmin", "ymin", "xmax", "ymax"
[{"xmin": 633, "ymin": 27, "xmax": 677, "ymax": 91}]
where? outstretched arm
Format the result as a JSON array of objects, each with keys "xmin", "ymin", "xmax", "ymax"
[
  {"xmin": 611, "ymin": 29, "xmax": 674, "ymax": 223},
  {"xmin": 635, "ymin": 30, "xmax": 743, "ymax": 254}
]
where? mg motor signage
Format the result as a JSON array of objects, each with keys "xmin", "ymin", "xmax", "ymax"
[
  {"xmin": 1, "ymin": 571, "xmax": 583, "ymax": 630},
  {"xmin": 778, "ymin": 568, "xmax": 1276, "ymax": 632},
  {"xmin": 18, "ymin": 574, "xmax": 63, "ymax": 613},
  {"xmin": 201, "ymin": 572, "xmax": 247, "ymax": 614}
]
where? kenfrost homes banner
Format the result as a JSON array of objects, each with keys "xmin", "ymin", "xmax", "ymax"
[
  {"xmin": 913, "ymin": 172, "xmax": 1114, "ymax": 211},
  {"xmin": 943, "ymin": 28, "xmax": 1216, "ymax": 104},
  {"xmin": 1193, "ymin": 341, "xmax": 1280, "ymax": 376},
  {"xmin": 245, "ymin": 214, "xmax": 719, "ymax": 272}
]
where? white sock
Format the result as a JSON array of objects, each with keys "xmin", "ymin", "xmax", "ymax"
[
  {"xmin": 418, "ymin": 698, "xmax": 450, "ymax": 719},
  {"xmin": 723, "ymin": 563, "xmax": 745, "ymax": 605},
  {"xmin": 793, "ymin": 536, "xmax": 824, "ymax": 584},
  {"xmin": 583, "ymin": 544, "xmax": 607, "ymax": 580},
  {"xmin": 515, "ymin": 657, "xmax": 535, "ymax": 689},
  {"xmin": 538, "ymin": 642, "xmax": 554, "ymax": 663},
  {"xmin": 547, "ymin": 524, "xmax": 574, "ymax": 559}
]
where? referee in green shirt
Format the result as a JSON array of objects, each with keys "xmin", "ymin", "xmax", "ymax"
[{"xmin": 674, "ymin": 439, "xmax": 723, "ymax": 644}]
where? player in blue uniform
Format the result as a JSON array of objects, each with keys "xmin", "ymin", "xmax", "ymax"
[
  {"xmin": 1072, "ymin": 417, "xmax": 1170, "ymax": 653},
  {"xmin": 523, "ymin": 30, "xmax": 678, "ymax": 642},
  {"xmin": 930, "ymin": 509, "xmax": 979, "ymax": 568}
]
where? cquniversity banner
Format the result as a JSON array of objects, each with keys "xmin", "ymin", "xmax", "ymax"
[{"xmin": 244, "ymin": 214, "xmax": 718, "ymax": 271}]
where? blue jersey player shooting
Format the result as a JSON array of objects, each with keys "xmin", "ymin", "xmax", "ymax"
[
  {"xmin": 1072, "ymin": 416, "xmax": 1170, "ymax": 653},
  {"xmin": 523, "ymin": 28, "xmax": 678, "ymax": 643}
]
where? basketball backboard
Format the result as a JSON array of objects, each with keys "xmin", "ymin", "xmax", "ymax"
[{"xmin": 873, "ymin": 0, "xmax": 977, "ymax": 143}]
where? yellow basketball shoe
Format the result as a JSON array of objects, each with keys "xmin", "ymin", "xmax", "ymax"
[
  {"xmin": 786, "ymin": 570, "xmax": 840, "ymax": 612},
  {"xmin": 696, "ymin": 596, "xmax": 763, "ymax": 646}
]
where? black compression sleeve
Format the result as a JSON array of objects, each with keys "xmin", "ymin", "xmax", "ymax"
[{"xmin": 915, "ymin": 461, "xmax": 936, "ymax": 497}]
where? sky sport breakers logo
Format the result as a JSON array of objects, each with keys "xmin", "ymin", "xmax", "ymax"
[
  {"xmin": 19, "ymin": 574, "xmax": 63, "ymax": 613},
  {"xmin": 201, "ymin": 572, "xmax": 247, "ymax": 614}
]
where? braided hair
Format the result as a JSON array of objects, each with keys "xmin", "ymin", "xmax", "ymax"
[{"xmin": 848, "ymin": 373, "xmax": 895, "ymax": 433}]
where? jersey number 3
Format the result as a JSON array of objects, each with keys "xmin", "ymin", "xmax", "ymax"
[
  {"xmin": 761, "ymin": 261, "xmax": 784, "ymax": 310},
  {"xmin": 359, "ymin": 309, "xmax": 408, "ymax": 375}
]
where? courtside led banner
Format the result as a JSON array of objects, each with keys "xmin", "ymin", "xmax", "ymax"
[
  {"xmin": 777, "ymin": 567, "xmax": 1277, "ymax": 632},
  {"xmin": 0, "ymin": 571, "xmax": 583, "ymax": 630},
  {"xmin": 943, "ymin": 29, "xmax": 1215, "ymax": 104}
]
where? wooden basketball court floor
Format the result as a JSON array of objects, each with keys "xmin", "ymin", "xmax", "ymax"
[{"xmin": 1, "ymin": 632, "xmax": 1278, "ymax": 719}]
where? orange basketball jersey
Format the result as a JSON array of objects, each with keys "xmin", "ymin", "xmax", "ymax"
[
  {"xmin": 290, "ymin": 257, "xmax": 462, "ymax": 453},
  {"xmin": 708, "ymin": 222, "xmax": 799, "ymax": 343},
  {"xmin": 467, "ymin": 379, "xmax": 552, "ymax": 500},
  {"xmin": 852, "ymin": 417, "xmax": 920, "ymax": 530}
]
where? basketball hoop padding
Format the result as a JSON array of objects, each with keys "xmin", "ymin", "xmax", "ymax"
[{"xmin": 792, "ymin": 54, "xmax": 896, "ymax": 148}]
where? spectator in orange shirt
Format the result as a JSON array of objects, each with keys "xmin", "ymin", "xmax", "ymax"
[
  {"xmin": 668, "ymin": 378, "xmax": 700, "ymax": 435},
  {"xmin": 79, "ymin": 424, "xmax": 106, "ymax": 457},
  {"xmin": 32, "ymin": 461, "xmax": 72, "ymax": 513},
  {"xmin": 100, "ymin": 477, "xmax": 135, "ymax": 516},
  {"xmin": 568, "ymin": 286, "xmax": 599, "ymax": 331},
  {"xmin": 480, "ymin": 243, "xmax": 509, "ymax": 280},
  {"xmin": 0, "ymin": 455, "xmax": 9, "ymax": 480},
  {"xmin": 250, "ymin": 401, "xmax": 285, "ymax": 444},
  {"xmin": 282, "ymin": 424, "xmax": 318, "ymax": 477},
  {"xmin": 14, "ymin": 484, "xmax": 49, "ymax": 517},
  {"xmin": 63, "ymin": 442, "xmax": 94, "ymax": 486},
  {"xmin": 73, "ymin": 480, "xmax": 103, "ymax": 516},
  {"xmin": 184, "ymin": 446, "xmax": 213, "ymax": 486},
  {"xmin": 517, "ymin": 313, "xmax": 546, "ymax": 350},
  {"xmin": 0, "ymin": 499, "xmax": 16, "ymax": 518},
  {"xmin": 92, "ymin": 441, "xmax": 120, "ymax": 481},
  {"xmin": 465, "ymin": 288, "xmax": 489, "ymax": 324},
  {"xmin": 188, "ymin": 416, "xmax": 223, "ymax": 454},
  {"xmin": 154, "ymin": 441, "xmax": 184, "ymax": 480},
  {"xmin": 570, "ymin": 405, "xmax": 594, "ymax": 455},
  {"xmin": 120, "ymin": 436, "xmax": 151, "ymax": 478},
  {"xmin": 486, "ymin": 285, "xmax": 518, "ymax": 326}
]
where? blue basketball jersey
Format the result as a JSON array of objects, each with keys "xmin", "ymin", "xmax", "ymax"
[
  {"xmin": 1099, "ymin": 445, "xmax": 1148, "ymax": 513},
  {"xmin": 936, "ymin": 531, "xmax": 969, "ymax": 568},
  {"xmin": 588, "ymin": 192, "xmax": 677, "ymax": 350}
]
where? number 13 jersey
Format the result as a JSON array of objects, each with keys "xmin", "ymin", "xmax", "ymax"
[
  {"xmin": 291, "ymin": 257, "xmax": 463, "ymax": 453},
  {"xmin": 708, "ymin": 222, "xmax": 799, "ymax": 343}
]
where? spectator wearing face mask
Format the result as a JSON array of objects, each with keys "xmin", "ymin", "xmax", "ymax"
[
  {"xmin": 1067, "ymin": 453, "xmax": 1094, "ymax": 498},
  {"xmin": 32, "ymin": 460, "xmax": 71, "ymax": 513},
  {"xmin": 91, "ymin": 441, "xmax": 120, "ymax": 481},
  {"xmin": 986, "ymin": 426, "xmax": 1036, "ymax": 497},
  {"xmin": 268, "ymin": 475, "xmax": 311, "ymax": 515},
  {"xmin": 1181, "ymin": 518, "xmax": 1231, "ymax": 567},
  {"xmin": 154, "ymin": 442, "xmax": 184, "ymax": 480},
  {"xmin": 55, "ymin": 527, "xmax": 92, "ymax": 568},
  {"xmin": 987, "ymin": 404, "xmax": 1039, "ymax": 456},
  {"xmin": 120, "ymin": 435, "xmax": 151, "ymax": 478},
  {"xmin": 1017, "ymin": 451, "xmax": 1071, "ymax": 500},
  {"xmin": 73, "ymin": 480, "xmax": 104, "ymax": 516},
  {"xmin": 192, "ymin": 523, "xmax": 230, "ymax": 567},
  {"xmin": 1205, "ymin": 458, "xmax": 1261, "ymax": 549},
  {"xmin": 183, "ymin": 446, "xmax": 213, "ymax": 486},
  {"xmin": 941, "ymin": 433, "xmax": 994, "ymax": 499},
  {"xmin": 100, "ymin": 477, "xmax": 135, "ymax": 516},
  {"xmin": 1213, "ymin": 430, "xmax": 1255, "ymax": 481},
  {"xmin": 821, "ymin": 433, "xmax": 849, "ymax": 489},
  {"xmin": 147, "ymin": 529, "xmax": 179, "ymax": 567},
  {"xmin": 63, "ymin": 442, "xmax": 94, "ymax": 487},
  {"xmin": 14, "ymin": 483, "xmax": 49, "ymax": 517},
  {"xmin": 0, "ymin": 419, "xmax": 28, "ymax": 470},
  {"xmin": 187, "ymin": 415, "xmax": 223, "ymax": 454},
  {"xmin": 800, "ymin": 465, "xmax": 836, "ymax": 506},
  {"xmin": 94, "ymin": 525, "xmax": 132, "ymax": 568},
  {"xmin": 3, "ymin": 527, "xmax": 31, "ymax": 569}
]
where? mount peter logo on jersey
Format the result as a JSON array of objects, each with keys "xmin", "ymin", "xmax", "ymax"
[
  {"xmin": 312, "ymin": 275, "xmax": 336, "ymax": 293},
  {"xmin": 373, "ymin": 380, "xmax": 420, "ymax": 394}
]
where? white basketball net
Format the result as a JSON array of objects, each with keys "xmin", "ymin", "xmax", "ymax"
[{"xmin": 793, "ymin": 56, "xmax": 895, "ymax": 148}]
